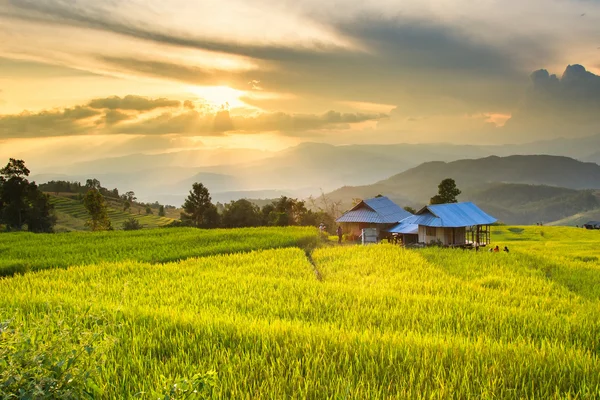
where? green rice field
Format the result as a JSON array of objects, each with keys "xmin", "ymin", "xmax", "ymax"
[
  {"xmin": 49, "ymin": 195, "xmax": 174, "ymax": 232},
  {"xmin": 1, "ymin": 226, "xmax": 599, "ymax": 398}
]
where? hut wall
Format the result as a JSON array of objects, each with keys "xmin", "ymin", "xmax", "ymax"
[{"xmin": 419, "ymin": 226, "xmax": 466, "ymax": 245}]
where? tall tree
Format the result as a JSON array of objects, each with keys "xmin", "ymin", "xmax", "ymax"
[
  {"xmin": 430, "ymin": 178, "xmax": 461, "ymax": 205},
  {"xmin": 181, "ymin": 183, "xmax": 219, "ymax": 228},
  {"xmin": 158, "ymin": 205, "xmax": 165, "ymax": 217},
  {"xmin": 83, "ymin": 189, "xmax": 112, "ymax": 231},
  {"xmin": 0, "ymin": 159, "xmax": 55, "ymax": 232}
]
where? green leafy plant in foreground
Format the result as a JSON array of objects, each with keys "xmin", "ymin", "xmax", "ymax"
[
  {"xmin": 158, "ymin": 371, "xmax": 218, "ymax": 400},
  {"xmin": 0, "ymin": 312, "xmax": 111, "ymax": 399}
]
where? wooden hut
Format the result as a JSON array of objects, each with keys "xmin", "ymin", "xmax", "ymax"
[
  {"xmin": 336, "ymin": 196, "xmax": 413, "ymax": 241},
  {"xmin": 394, "ymin": 202, "xmax": 497, "ymax": 247}
]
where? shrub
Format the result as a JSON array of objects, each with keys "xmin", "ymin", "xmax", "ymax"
[{"xmin": 122, "ymin": 217, "xmax": 142, "ymax": 231}]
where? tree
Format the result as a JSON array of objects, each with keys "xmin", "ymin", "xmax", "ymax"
[
  {"xmin": 145, "ymin": 206, "xmax": 153, "ymax": 215},
  {"xmin": 404, "ymin": 206, "xmax": 417, "ymax": 214},
  {"xmin": 221, "ymin": 199, "xmax": 262, "ymax": 228},
  {"xmin": 180, "ymin": 183, "xmax": 219, "ymax": 228},
  {"xmin": 122, "ymin": 217, "xmax": 142, "ymax": 231},
  {"xmin": 123, "ymin": 201, "xmax": 131, "ymax": 213},
  {"xmin": 83, "ymin": 189, "xmax": 112, "ymax": 231},
  {"xmin": 430, "ymin": 178, "xmax": 461, "ymax": 205},
  {"xmin": 0, "ymin": 159, "xmax": 55, "ymax": 232},
  {"xmin": 123, "ymin": 191, "xmax": 136, "ymax": 203},
  {"xmin": 158, "ymin": 205, "xmax": 165, "ymax": 217},
  {"xmin": 85, "ymin": 179, "xmax": 101, "ymax": 190}
]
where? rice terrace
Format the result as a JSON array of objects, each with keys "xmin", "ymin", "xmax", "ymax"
[
  {"xmin": 4, "ymin": 0, "xmax": 600, "ymax": 397},
  {"xmin": 1, "ymin": 224, "xmax": 600, "ymax": 398}
]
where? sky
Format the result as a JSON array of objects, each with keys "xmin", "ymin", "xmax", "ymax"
[{"xmin": 1, "ymin": 0, "xmax": 600, "ymax": 167}]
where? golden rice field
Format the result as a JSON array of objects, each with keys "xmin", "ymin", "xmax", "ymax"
[{"xmin": 1, "ymin": 225, "xmax": 599, "ymax": 399}]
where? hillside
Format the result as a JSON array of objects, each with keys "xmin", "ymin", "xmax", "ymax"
[
  {"xmin": 49, "ymin": 195, "xmax": 174, "ymax": 232},
  {"xmin": 546, "ymin": 208, "xmax": 600, "ymax": 227},
  {"xmin": 327, "ymin": 155, "xmax": 600, "ymax": 224}
]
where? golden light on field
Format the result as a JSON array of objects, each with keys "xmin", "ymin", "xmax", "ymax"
[{"xmin": 186, "ymin": 85, "xmax": 248, "ymax": 110}]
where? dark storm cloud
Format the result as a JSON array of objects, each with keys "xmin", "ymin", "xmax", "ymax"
[
  {"xmin": 88, "ymin": 95, "xmax": 180, "ymax": 111},
  {"xmin": 0, "ymin": 106, "xmax": 100, "ymax": 138},
  {"xmin": 503, "ymin": 64, "xmax": 600, "ymax": 138}
]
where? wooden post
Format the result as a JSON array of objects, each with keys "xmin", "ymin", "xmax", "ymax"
[{"xmin": 476, "ymin": 225, "xmax": 480, "ymax": 252}]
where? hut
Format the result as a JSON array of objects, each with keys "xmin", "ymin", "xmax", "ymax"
[
  {"xmin": 392, "ymin": 202, "xmax": 497, "ymax": 247},
  {"xmin": 387, "ymin": 215, "xmax": 419, "ymax": 245},
  {"xmin": 336, "ymin": 196, "xmax": 412, "ymax": 241},
  {"xmin": 584, "ymin": 221, "xmax": 600, "ymax": 229}
]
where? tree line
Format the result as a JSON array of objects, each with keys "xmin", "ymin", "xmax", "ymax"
[{"xmin": 171, "ymin": 182, "xmax": 338, "ymax": 232}]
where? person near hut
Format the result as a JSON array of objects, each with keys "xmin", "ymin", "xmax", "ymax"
[
  {"xmin": 493, "ymin": 245, "xmax": 500, "ymax": 253},
  {"xmin": 503, "ymin": 246, "xmax": 509, "ymax": 253},
  {"xmin": 337, "ymin": 226, "xmax": 343, "ymax": 244}
]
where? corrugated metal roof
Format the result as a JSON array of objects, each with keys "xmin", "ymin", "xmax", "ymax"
[
  {"xmin": 388, "ymin": 215, "xmax": 419, "ymax": 234},
  {"xmin": 414, "ymin": 202, "xmax": 497, "ymax": 227},
  {"xmin": 388, "ymin": 223, "xmax": 419, "ymax": 234},
  {"xmin": 337, "ymin": 209, "xmax": 385, "ymax": 223},
  {"xmin": 336, "ymin": 196, "xmax": 412, "ymax": 224}
]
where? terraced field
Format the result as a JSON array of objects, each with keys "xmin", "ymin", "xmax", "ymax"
[
  {"xmin": 49, "ymin": 195, "xmax": 174, "ymax": 231},
  {"xmin": 1, "ymin": 226, "xmax": 599, "ymax": 398}
]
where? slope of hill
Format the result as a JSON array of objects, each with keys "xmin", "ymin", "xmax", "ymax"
[
  {"xmin": 546, "ymin": 208, "xmax": 600, "ymax": 227},
  {"xmin": 49, "ymin": 195, "xmax": 174, "ymax": 232},
  {"xmin": 327, "ymin": 155, "xmax": 600, "ymax": 224}
]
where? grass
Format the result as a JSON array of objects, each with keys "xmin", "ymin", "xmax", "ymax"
[
  {"xmin": 0, "ymin": 225, "xmax": 599, "ymax": 398},
  {"xmin": 0, "ymin": 226, "xmax": 319, "ymax": 276},
  {"xmin": 49, "ymin": 195, "xmax": 174, "ymax": 232}
]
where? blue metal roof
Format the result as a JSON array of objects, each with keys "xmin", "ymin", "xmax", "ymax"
[
  {"xmin": 388, "ymin": 215, "xmax": 419, "ymax": 234},
  {"xmin": 337, "ymin": 209, "xmax": 385, "ymax": 223},
  {"xmin": 336, "ymin": 196, "xmax": 412, "ymax": 224},
  {"xmin": 414, "ymin": 202, "xmax": 497, "ymax": 228}
]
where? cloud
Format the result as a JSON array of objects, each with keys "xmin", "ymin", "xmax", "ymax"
[
  {"xmin": 88, "ymin": 95, "xmax": 180, "ymax": 110},
  {"xmin": 0, "ymin": 106, "xmax": 100, "ymax": 138},
  {"xmin": 502, "ymin": 64, "xmax": 600, "ymax": 139},
  {"xmin": 102, "ymin": 110, "xmax": 132, "ymax": 126},
  {"xmin": 113, "ymin": 109, "xmax": 386, "ymax": 136},
  {"xmin": 0, "ymin": 94, "xmax": 385, "ymax": 138}
]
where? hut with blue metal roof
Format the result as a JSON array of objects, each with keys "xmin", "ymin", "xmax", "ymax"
[
  {"xmin": 336, "ymin": 196, "xmax": 413, "ymax": 241},
  {"xmin": 390, "ymin": 202, "xmax": 497, "ymax": 247}
]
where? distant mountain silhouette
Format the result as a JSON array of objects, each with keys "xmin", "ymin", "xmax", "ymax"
[{"xmin": 327, "ymin": 155, "xmax": 600, "ymax": 224}]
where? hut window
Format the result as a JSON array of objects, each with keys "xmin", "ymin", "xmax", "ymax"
[{"xmin": 426, "ymin": 227, "xmax": 436, "ymax": 236}]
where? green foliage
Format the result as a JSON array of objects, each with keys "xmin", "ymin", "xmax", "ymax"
[
  {"xmin": 430, "ymin": 178, "xmax": 461, "ymax": 204},
  {"xmin": 181, "ymin": 183, "xmax": 219, "ymax": 228},
  {"xmin": 83, "ymin": 189, "xmax": 112, "ymax": 231},
  {"xmin": 403, "ymin": 206, "xmax": 417, "ymax": 214},
  {"xmin": 145, "ymin": 205, "xmax": 153, "ymax": 215},
  {"xmin": 158, "ymin": 372, "xmax": 217, "ymax": 399},
  {"xmin": 221, "ymin": 199, "xmax": 262, "ymax": 228},
  {"xmin": 0, "ymin": 158, "xmax": 56, "ymax": 232},
  {"xmin": 0, "ymin": 311, "xmax": 111, "ymax": 399},
  {"xmin": 122, "ymin": 217, "xmax": 142, "ymax": 231},
  {"xmin": 158, "ymin": 205, "xmax": 166, "ymax": 217}
]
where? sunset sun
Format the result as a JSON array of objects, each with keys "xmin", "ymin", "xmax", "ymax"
[{"xmin": 186, "ymin": 85, "xmax": 247, "ymax": 110}]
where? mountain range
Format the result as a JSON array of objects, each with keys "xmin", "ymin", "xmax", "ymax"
[
  {"xmin": 30, "ymin": 134, "xmax": 600, "ymax": 224},
  {"xmin": 327, "ymin": 155, "xmax": 600, "ymax": 224}
]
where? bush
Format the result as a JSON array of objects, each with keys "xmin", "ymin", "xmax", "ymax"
[
  {"xmin": 122, "ymin": 217, "xmax": 142, "ymax": 231},
  {"xmin": 0, "ymin": 313, "xmax": 111, "ymax": 399}
]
